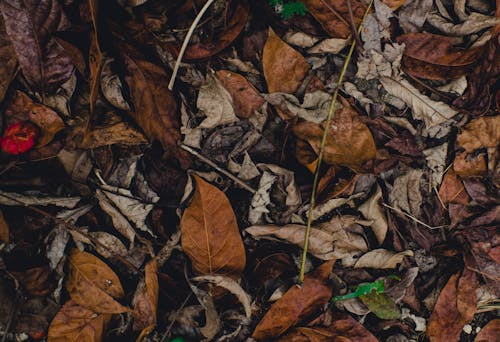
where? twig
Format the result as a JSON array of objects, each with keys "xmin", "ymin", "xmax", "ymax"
[
  {"xmin": 346, "ymin": 0, "xmax": 363, "ymax": 49},
  {"xmin": 179, "ymin": 143, "xmax": 256, "ymax": 194},
  {"xmin": 168, "ymin": 0, "xmax": 216, "ymax": 90},
  {"xmin": 382, "ymin": 203, "xmax": 446, "ymax": 230},
  {"xmin": 298, "ymin": 1, "xmax": 375, "ymax": 284}
]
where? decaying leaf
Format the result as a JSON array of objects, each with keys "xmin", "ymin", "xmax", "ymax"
[
  {"xmin": 0, "ymin": 190, "xmax": 80, "ymax": 208},
  {"xmin": 474, "ymin": 319, "xmax": 500, "ymax": 342},
  {"xmin": 0, "ymin": 15, "xmax": 17, "ymax": 103},
  {"xmin": 457, "ymin": 116, "xmax": 500, "ymax": 153},
  {"xmin": 359, "ymin": 292, "xmax": 401, "ymax": 320},
  {"xmin": 354, "ymin": 249, "xmax": 413, "ymax": 269},
  {"xmin": 133, "ymin": 259, "xmax": 159, "ymax": 340},
  {"xmin": 88, "ymin": 231, "xmax": 128, "ymax": 259},
  {"xmin": 389, "ymin": 169, "xmax": 423, "ymax": 217},
  {"xmin": 66, "ymin": 249, "xmax": 129, "ymax": 314},
  {"xmin": 48, "ymin": 300, "xmax": 112, "ymax": 342},
  {"xmin": 252, "ymin": 260, "xmax": 335, "ymax": 340},
  {"xmin": 181, "ymin": 175, "xmax": 246, "ymax": 278},
  {"xmin": 427, "ymin": 267, "xmax": 478, "ymax": 342},
  {"xmin": 0, "ymin": 0, "xmax": 74, "ymax": 94}
]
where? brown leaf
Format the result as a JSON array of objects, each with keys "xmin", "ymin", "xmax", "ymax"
[
  {"xmin": 263, "ymin": 28, "xmax": 310, "ymax": 95},
  {"xmin": 215, "ymin": 70, "xmax": 265, "ymax": 119},
  {"xmin": 48, "ymin": 300, "xmax": 112, "ymax": 342},
  {"xmin": 181, "ymin": 175, "xmax": 246, "ymax": 278},
  {"xmin": 427, "ymin": 267, "xmax": 478, "ymax": 342},
  {"xmin": 396, "ymin": 33, "xmax": 483, "ymax": 80},
  {"xmin": 294, "ymin": 106, "xmax": 377, "ymax": 172},
  {"xmin": 88, "ymin": 0, "xmax": 102, "ymax": 115},
  {"xmin": 66, "ymin": 249, "xmax": 130, "ymax": 314},
  {"xmin": 120, "ymin": 45, "xmax": 190, "ymax": 169},
  {"xmin": 453, "ymin": 152, "xmax": 487, "ymax": 178},
  {"xmin": 474, "ymin": 319, "xmax": 500, "ymax": 342},
  {"xmin": 0, "ymin": 209, "xmax": 9, "ymax": 243},
  {"xmin": 133, "ymin": 259, "xmax": 159, "ymax": 340},
  {"xmin": 251, "ymin": 260, "xmax": 335, "ymax": 340},
  {"xmin": 5, "ymin": 91, "xmax": 65, "ymax": 147},
  {"xmin": 457, "ymin": 116, "xmax": 500, "ymax": 153},
  {"xmin": 438, "ymin": 169, "xmax": 470, "ymax": 206},
  {"xmin": 278, "ymin": 312, "xmax": 378, "ymax": 342},
  {"xmin": 11, "ymin": 265, "xmax": 56, "ymax": 297},
  {"xmin": 0, "ymin": 15, "xmax": 17, "ymax": 103},
  {"xmin": 354, "ymin": 249, "xmax": 413, "ymax": 269},
  {"xmin": 302, "ymin": 0, "xmax": 367, "ymax": 39},
  {"xmin": 0, "ymin": 0, "xmax": 74, "ymax": 94},
  {"xmin": 381, "ymin": 0, "xmax": 407, "ymax": 10}
]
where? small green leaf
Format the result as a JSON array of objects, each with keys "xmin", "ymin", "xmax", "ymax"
[
  {"xmin": 359, "ymin": 292, "xmax": 401, "ymax": 320},
  {"xmin": 332, "ymin": 280, "xmax": 385, "ymax": 302}
]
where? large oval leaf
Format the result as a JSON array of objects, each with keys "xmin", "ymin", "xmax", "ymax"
[{"xmin": 181, "ymin": 175, "xmax": 246, "ymax": 278}]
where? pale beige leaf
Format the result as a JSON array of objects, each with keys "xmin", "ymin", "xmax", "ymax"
[
  {"xmin": 358, "ymin": 185, "xmax": 387, "ymax": 245},
  {"xmin": 355, "ymin": 249, "xmax": 414, "ymax": 269}
]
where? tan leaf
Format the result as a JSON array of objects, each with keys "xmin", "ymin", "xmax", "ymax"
[
  {"xmin": 181, "ymin": 175, "xmax": 246, "ymax": 278},
  {"xmin": 252, "ymin": 260, "xmax": 335, "ymax": 340},
  {"xmin": 358, "ymin": 185, "xmax": 387, "ymax": 245},
  {"xmin": 438, "ymin": 169, "xmax": 470, "ymax": 206},
  {"xmin": 216, "ymin": 70, "xmax": 265, "ymax": 119},
  {"xmin": 5, "ymin": 91, "xmax": 65, "ymax": 147},
  {"xmin": 88, "ymin": 0, "xmax": 102, "ymax": 115},
  {"xmin": 0, "ymin": 15, "xmax": 17, "ymax": 103},
  {"xmin": 293, "ymin": 106, "xmax": 376, "ymax": 172},
  {"xmin": 382, "ymin": 0, "xmax": 407, "ymax": 10},
  {"xmin": 133, "ymin": 259, "xmax": 159, "ymax": 340},
  {"xmin": 48, "ymin": 300, "xmax": 112, "ymax": 342},
  {"xmin": 0, "ymin": 209, "xmax": 9, "ymax": 243},
  {"xmin": 427, "ymin": 267, "xmax": 478, "ymax": 342},
  {"xmin": 474, "ymin": 319, "xmax": 500, "ymax": 342},
  {"xmin": 66, "ymin": 249, "xmax": 129, "ymax": 314},
  {"xmin": 453, "ymin": 152, "xmax": 487, "ymax": 178},
  {"xmin": 354, "ymin": 249, "xmax": 413, "ymax": 269},
  {"xmin": 457, "ymin": 116, "xmax": 500, "ymax": 153},
  {"xmin": 263, "ymin": 28, "xmax": 310, "ymax": 95}
]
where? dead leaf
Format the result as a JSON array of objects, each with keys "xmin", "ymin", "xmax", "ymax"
[
  {"xmin": 453, "ymin": 151, "xmax": 487, "ymax": 178},
  {"xmin": 95, "ymin": 190, "xmax": 136, "ymax": 245},
  {"xmin": 438, "ymin": 169, "xmax": 470, "ymax": 206},
  {"xmin": 0, "ymin": 0, "xmax": 74, "ymax": 94},
  {"xmin": 133, "ymin": 259, "xmax": 159, "ymax": 340},
  {"xmin": 389, "ymin": 169, "xmax": 423, "ymax": 217},
  {"xmin": 277, "ymin": 312, "xmax": 379, "ymax": 342},
  {"xmin": 216, "ymin": 70, "xmax": 265, "ymax": 119},
  {"xmin": 424, "ymin": 143, "xmax": 448, "ymax": 189},
  {"xmin": 252, "ymin": 260, "xmax": 335, "ymax": 340},
  {"xmin": 11, "ymin": 266, "xmax": 55, "ymax": 297},
  {"xmin": 396, "ymin": 33, "xmax": 484, "ymax": 80},
  {"xmin": 4, "ymin": 91, "xmax": 65, "ymax": 147},
  {"xmin": 263, "ymin": 28, "xmax": 310, "ymax": 95},
  {"xmin": 66, "ymin": 249, "xmax": 130, "ymax": 314},
  {"xmin": 302, "ymin": 0, "xmax": 367, "ymax": 39},
  {"xmin": 0, "ymin": 15, "xmax": 17, "ymax": 103},
  {"xmin": 88, "ymin": 0, "xmax": 102, "ymax": 115},
  {"xmin": 308, "ymin": 38, "xmax": 350, "ymax": 54},
  {"xmin": 474, "ymin": 319, "xmax": 500, "ymax": 342},
  {"xmin": 181, "ymin": 175, "xmax": 246, "ymax": 278},
  {"xmin": 100, "ymin": 58, "xmax": 131, "ymax": 111},
  {"xmin": 382, "ymin": 0, "xmax": 407, "ymax": 10},
  {"xmin": 0, "ymin": 209, "xmax": 9, "ymax": 243},
  {"xmin": 359, "ymin": 185, "xmax": 387, "ymax": 245},
  {"xmin": 457, "ymin": 116, "xmax": 500, "ymax": 153},
  {"xmin": 427, "ymin": 267, "xmax": 478, "ymax": 342},
  {"xmin": 294, "ymin": 106, "xmax": 377, "ymax": 173},
  {"xmin": 88, "ymin": 231, "xmax": 128, "ymax": 260},
  {"xmin": 263, "ymin": 91, "xmax": 332, "ymax": 123},
  {"xmin": 48, "ymin": 300, "xmax": 112, "ymax": 342},
  {"xmin": 359, "ymin": 292, "xmax": 401, "ymax": 320},
  {"xmin": 354, "ymin": 249, "xmax": 414, "ymax": 269},
  {"xmin": 0, "ymin": 190, "xmax": 80, "ymax": 208},
  {"xmin": 398, "ymin": 0, "xmax": 433, "ymax": 33}
]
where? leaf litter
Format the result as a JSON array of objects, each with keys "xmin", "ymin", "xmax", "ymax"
[{"xmin": 0, "ymin": 0, "xmax": 499, "ymax": 341}]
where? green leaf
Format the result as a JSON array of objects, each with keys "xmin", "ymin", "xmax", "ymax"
[
  {"xmin": 359, "ymin": 292, "xmax": 401, "ymax": 320},
  {"xmin": 332, "ymin": 280, "xmax": 385, "ymax": 301}
]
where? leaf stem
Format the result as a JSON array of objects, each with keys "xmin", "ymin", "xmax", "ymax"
[{"xmin": 298, "ymin": 0, "xmax": 374, "ymax": 284}]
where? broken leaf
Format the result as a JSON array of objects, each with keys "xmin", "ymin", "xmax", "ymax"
[
  {"xmin": 457, "ymin": 116, "xmax": 500, "ymax": 153},
  {"xmin": 354, "ymin": 249, "xmax": 414, "ymax": 269}
]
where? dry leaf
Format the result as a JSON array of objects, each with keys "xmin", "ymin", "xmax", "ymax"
[
  {"xmin": 354, "ymin": 249, "xmax": 414, "ymax": 269},
  {"xmin": 0, "ymin": 209, "xmax": 9, "ymax": 243},
  {"xmin": 457, "ymin": 116, "xmax": 500, "ymax": 153},
  {"xmin": 293, "ymin": 106, "xmax": 376, "ymax": 172},
  {"xmin": 95, "ymin": 190, "xmax": 136, "ymax": 245},
  {"xmin": 474, "ymin": 319, "xmax": 500, "ymax": 342},
  {"xmin": 181, "ymin": 175, "xmax": 246, "ymax": 278},
  {"xmin": 66, "ymin": 249, "xmax": 129, "ymax": 314},
  {"xmin": 216, "ymin": 70, "xmax": 265, "ymax": 119},
  {"xmin": 427, "ymin": 267, "xmax": 478, "ymax": 342},
  {"xmin": 88, "ymin": 231, "xmax": 128, "ymax": 259},
  {"xmin": 252, "ymin": 260, "xmax": 335, "ymax": 340},
  {"xmin": 438, "ymin": 169, "xmax": 470, "ymax": 206},
  {"xmin": 88, "ymin": 0, "xmax": 102, "ymax": 115},
  {"xmin": 0, "ymin": 15, "xmax": 17, "ymax": 103},
  {"xmin": 453, "ymin": 151, "xmax": 487, "ymax": 178},
  {"xmin": 0, "ymin": 0, "xmax": 74, "ymax": 94},
  {"xmin": 302, "ymin": 0, "xmax": 367, "ymax": 39},
  {"xmin": 100, "ymin": 58, "xmax": 131, "ymax": 111},
  {"xmin": 133, "ymin": 259, "xmax": 159, "ymax": 340},
  {"xmin": 358, "ymin": 185, "xmax": 387, "ymax": 245},
  {"xmin": 389, "ymin": 169, "xmax": 423, "ymax": 217},
  {"xmin": 424, "ymin": 143, "xmax": 448, "ymax": 188},
  {"xmin": 48, "ymin": 300, "xmax": 112, "ymax": 342},
  {"xmin": 0, "ymin": 190, "xmax": 80, "ymax": 208},
  {"xmin": 382, "ymin": 0, "xmax": 407, "ymax": 10}
]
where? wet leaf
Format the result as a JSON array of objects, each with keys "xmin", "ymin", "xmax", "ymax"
[
  {"xmin": 427, "ymin": 267, "xmax": 478, "ymax": 342},
  {"xmin": 48, "ymin": 300, "xmax": 112, "ymax": 342},
  {"xmin": 457, "ymin": 116, "xmax": 500, "ymax": 153},
  {"xmin": 66, "ymin": 249, "xmax": 129, "ymax": 314},
  {"xmin": 133, "ymin": 259, "xmax": 159, "ymax": 339},
  {"xmin": 293, "ymin": 106, "xmax": 377, "ymax": 173},
  {"xmin": 0, "ymin": 15, "xmax": 17, "ymax": 103},
  {"xmin": 359, "ymin": 292, "xmax": 401, "ymax": 320},
  {"xmin": 252, "ymin": 260, "xmax": 335, "ymax": 340},
  {"xmin": 354, "ymin": 249, "xmax": 413, "ymax": 269},
  {"xmin": 0, "ymin": 0, "xmax": 74, "ymax": 94},
  {"xmin": 181, "ymin": 175, "xmax": 246, "ymax": 278}
]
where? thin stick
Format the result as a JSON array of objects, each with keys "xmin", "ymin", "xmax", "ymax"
[
  {"xmin": 168, "ymin": 0, "xmax": 216, "ymax": 90},
  {"xmin": 179, "ymin": 143, "xmax": 256, "ymax": 194},
  {"xmin": 382, "ymin": 203, "xmax": 446, "ymax": 230},
  {"xmin": 298, "ymin": 1, "xmax": 374, "ymax": 284}
]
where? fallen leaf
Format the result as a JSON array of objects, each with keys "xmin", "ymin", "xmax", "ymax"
[
  {"xmin": 5, "ymin": 91, "xmax": 65, "ymax": 147},
  {"xmin": 252, "ymin": 260, "xmax": 335, "ymax": 340},
  {"xmin": 88, "ymin": 231, "xmax": 128, "ymax": 260},
  {"xmin": 358, "ymin": 185, "xmax": 387, "ymax": 245},
  {"xmin": 216, "ymin": 70, "xmax": 265, "ymax": 119},
  {"xmin": 427, "ymin": 11, "xmax": 500, "ymax": 36},
  {"xmin": 453, "ymin": 151, "xmax": 487, "ymax": 178},
  {"xmin": 438, "ymin": 169, "xmax": 470, "ymax": 206},
  {"xmin": 66, "ymin": 249, "xmax": 129, "ymax": 314},
  {"xmin": 133, "ymin": 259, "xmax": 159, "ymax": 340},
  {"xmin": 277, "ymin": 311, "xmax": 378, "ymax": 342},
  {"xmin": 457, "ymin": 116, "xmax": 500, "ymax": 153},
  {"xmin": 11, "ymin": 266, "xmax": 55, "ymax": 297},
  {"xmin": 0, "ymin": 0, "xmax": 74, "ymax": 94},
  {"xmin": 359, "ymin": 292, "xmax": 401, "ymax": 320},
  {"xmin": 308, "ymin": 38, "xmax": 350, "ymax": 54},
  {"xmin": 95, "ymin": 190, "xmax": 136, "ymax": 245},
  {"xmin": 100, "ymin": 58, "xmax": 131, "ymax": 111},
  {"xmin": 0, "ymin": 190, "xmax": 80, "ymax": 208},
  {"xmin": 0, "ymin": 209, "xmax": 9, "ymax": 243},
  {"xmin": 181, "ymin": 175, "xmax": 246, "ymax": 278},
  {"xmin": 474, "ymin": 319, "xmax": 500, "ymax": 342},
  {"xmin": 0, "ymin": 15, "xmax": 17, "ymax": 103},
  {"xmin": 354, "ymin": 249, "xmax": 414, "ymax": 269},
  {"xmin": 88, "ymin": 0, "xmax": 102, "ymax": 115},
  {"xmin": 263, "ymin": 91, "xmax": 332, "ymax": 123},
  {"xmin": 424, "ymin": 143, "xmax": 448, "ymax": 189},
  {"xmin": 382, "ymin": 0, "xmax": 407, "ymax": 10},
  {"xmin": 263, "ymin": 28, "xmax": 310, "ymax": 95},
  {"xmin": 427, "ymin": 267, "xmax": 478, "ymax": 342},
  {"xmin": 302, "ymin": 0, "xmax": 367, "ymax": 39},
  {"xmin": 398, "ymin": 0, "xmax": 433, "ymax": 33},
  {"xmin": 293, "ymin": 106, "xmax": 377, "ymax": 172},
  {"xmin": 396, "ymin": 33, "xmax": 484, "ymax": 80},
  {"xmin": 48, "ymin": 300, "xmax": 112, "ymax": 342},
  {"xmin": 389, "ymin": 169, "xmax": 423, "ymax": 217}
]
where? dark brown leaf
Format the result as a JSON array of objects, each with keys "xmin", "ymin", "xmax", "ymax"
[
  {"xmin": 474, "ymin": 319, "xmax": 500, "ymax": 342},
  {"xmin": 0, "ymin": 15, "xmax": 17, "ymax": 103},
  {"xmin": 133, "ymin": 259, "xmax": 159, "ymax": 340}
]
